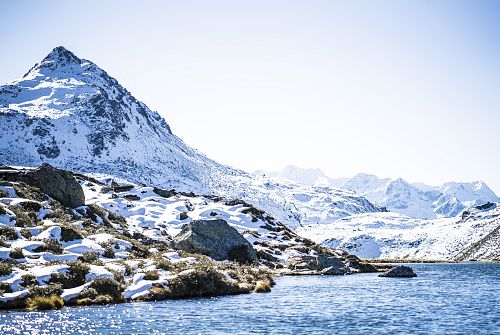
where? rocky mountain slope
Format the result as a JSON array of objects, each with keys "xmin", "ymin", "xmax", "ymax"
[
  {"xmin": 0, "ymin": 47, "xmax": 380, "ymax": 230},
  {"xmin": 0, "ymin": 165, "xmax": 376, "ymax": 310}
]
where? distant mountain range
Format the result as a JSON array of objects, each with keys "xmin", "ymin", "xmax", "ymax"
[{"xmin": 256, "ymin": 166, "xmax": 499, "ymax": 219}]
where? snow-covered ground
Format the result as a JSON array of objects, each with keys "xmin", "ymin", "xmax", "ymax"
[
  {"xmin": 82, "ymin": 176, "xmax": 309, "ymax": 263},
  {"xmin": 0, "ymin": 176, "xmax": 298, "ymax": 306}
]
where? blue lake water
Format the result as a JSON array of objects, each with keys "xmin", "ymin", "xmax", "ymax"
[{"xmin": 0, "ymin": 263, "xmax": 499, "ymax": 334}]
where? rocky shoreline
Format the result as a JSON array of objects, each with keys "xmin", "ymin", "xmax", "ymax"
[{"xmin": 0, "ymin": 165, "xmax": 387, "ymax": 312}]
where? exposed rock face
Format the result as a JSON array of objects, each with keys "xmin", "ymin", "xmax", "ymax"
[
  {"xmin": 0, "ymin": 164, "xmax": 85, "ymax": 207},
  {"xmin": 287, "ymin": 255, "xmax": 318, "ymax": 271},
  {"xmin": 454, "ymin": 223, "xmax": 500, "ymax": 261},
  {"xmin": 173, "ymin": 219, "xmax": 257, "ymax": 264},
  {"xmin": 379, "ymin": 265, "xmax": 417, "ymax": 278},
  {"xmin": 321, "ymin": 266, "xmax": 349, "ymax": 275}
]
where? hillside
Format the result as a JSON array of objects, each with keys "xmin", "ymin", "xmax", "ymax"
[{"xmin": 0, "ymin": 46, "xmax": 238, "ymax": 195}]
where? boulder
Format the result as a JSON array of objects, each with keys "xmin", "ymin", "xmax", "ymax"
[
  {"xmin": 352, "ymin": 262, "xmax": 379, "ymax": 273},
  {"xmin": 321, "ymin": 266, "xmax": 349, "ymax": 275},
  {"xmin": 317, "ymin": 254, "xmax": 345, "ymax": 270},
  {"xmin": 317, "ymin": 254, "xmax": 350, "ymax": 275},
  {"xmin": 379, "ymin": 265, "xmax": 417, "ymax": 278},
  {"xmin": 345, "ymin": 254, "xmax": 379, "ymax": 273},
  {"xmin": 173, "ymin": 219, "xmax": 257, "ymax": 264},
  {"xmin": 347, "ymin": 254, "xmax": 361, "ymax": 263},
  {"xmin": 0, "ymin": 164, "xmax": 85, "ymax": 208},
  {"xmin": 286, "ymin": 254, "xmax": 350, "ymax": 274}
]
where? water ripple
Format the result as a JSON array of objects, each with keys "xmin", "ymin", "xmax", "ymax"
[{"xmin": 0, "ymin": 263, "xmax": 498, "ymax": 335}]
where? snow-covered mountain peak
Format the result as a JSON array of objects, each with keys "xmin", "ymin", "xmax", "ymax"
[
  {"xmin": 277, "ymin": 165, "xmax": 329, "ymax": 185},
  {"xmin": 335, "ymin": 173, "xmax": 498, "ymax": 219},
  {"xmin": 254, "ymin": 166, "xmax": 347, "ymax": 187},
  {"xmin": 0, "ymin": 46, "xmax": 231, "ymax": 192},
  {"xmin": 385, "ymin": 177, "xmax": 419, "ymax": 197},
  {"xmin": 23, "ymin": 46, "xmax": 96, "ymax": 81},
  {"xmin": 439, "ymin": 181, "xmax": 499, "ymax": 206},
  {"xmin": 340, "ymin": 173, "xmax": 389, "ymax": 202},
  {"xmin": 40, "ymin": 46, "xmax": 81, "ymax": 67}
]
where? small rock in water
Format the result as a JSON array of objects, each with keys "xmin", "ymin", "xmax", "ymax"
[{"xmin": 378, "ymin": 265, "xmax": 417, "ymax": 278}]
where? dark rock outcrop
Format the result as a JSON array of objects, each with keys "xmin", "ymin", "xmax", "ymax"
[
  {"xmin": 0, "ymin": 164, "xmax": 85, "ymax": 207},
  {"xmin": 317, "ymin": 254, "xmax": 349, "ymax": 275},
  {"xmin": 317, "ymin": 254, "xmax": 344, "ymax": 269},
  {"xmin": 173, "ymin": 219, "xmax": 257, "ymax": 264},
  {"xmin": 346, "ymin": 254, "xmax": 379, "ymax": 273},
  {"xmin": 379, "ymin": 265, "xmax": 417, "ymax": 278}
]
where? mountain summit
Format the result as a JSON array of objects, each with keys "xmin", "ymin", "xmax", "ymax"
[
  {"xmin": 35, "ymin": 46, "xmax": 83, "ymax": 71},
  {"xmin": 0, "ymin": 46, "xmax": 234, "ymax": 193}
]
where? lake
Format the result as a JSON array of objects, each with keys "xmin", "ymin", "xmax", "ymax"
[{"xmin": 0, "ymin": 263, "xmax": 498, "ymax": 334}]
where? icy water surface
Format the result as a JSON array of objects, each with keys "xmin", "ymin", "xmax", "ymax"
[{"xmin": 1, "ymin": 263, "xmax": 499, "ymax": 334}]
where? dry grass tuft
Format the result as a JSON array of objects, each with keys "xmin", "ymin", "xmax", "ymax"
[
  {"xmin": 26, "ymin": 295, "xmax": 64, "ymax": 311},
  {"xmin": 253, "ymin": 280, "xmax": 272, "ymax": 293}
]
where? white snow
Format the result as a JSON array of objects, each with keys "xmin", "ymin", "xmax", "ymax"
[
  {"xmin": 34, "ymin": 225, "xmax": 62, "ymax": 241},
  {"xmin": 61, "ymin": 283, "xmax": 91, "ymax": 302}
]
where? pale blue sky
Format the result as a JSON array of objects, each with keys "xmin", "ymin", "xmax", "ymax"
[{"xmin": 1, "ymin": 0, "xmax": 499, "ymax": 192}]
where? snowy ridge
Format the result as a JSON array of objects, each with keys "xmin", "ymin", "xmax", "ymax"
[
  {"xmin": 439, "ymin": 181, "xmax": 499, "ymax": 207},
  {"xmin": 215, "ymin": 174, "xmax": 380, "ymax": 230}
]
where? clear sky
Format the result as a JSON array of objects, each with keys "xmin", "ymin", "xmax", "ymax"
[{"xmin": 1, "ymin": 0, "xmax": 499, "ymax": 192}]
